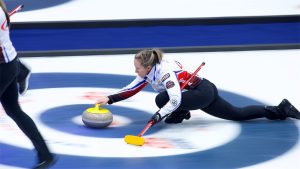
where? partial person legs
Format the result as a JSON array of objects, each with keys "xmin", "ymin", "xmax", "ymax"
[
  {"xmin": 200, "ymin": 80, "xmax": 300, "ymax": 121},
  {"xmin": 1, "ymin": 79, "xmax": 56, "ymax": 168},
  {"xmin": 202, "ymin": 96, "xmax": 273, "ymax": 121},
  {"xmin": 156, "ymin": 78, "xmax": 300, "ymax": 122},
  {"xmin": 187, "ymin": 79, "xmax": 300, "ymax": 121},
  {"xmin": 204, "ymin": 97, "xmax": 300, "ymax": 121}
]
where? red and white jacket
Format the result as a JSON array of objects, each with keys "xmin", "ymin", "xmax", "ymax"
[
  {"xmin": 0, "ymin": 7, "xmax": 17, "ymax": 64},
  {"xmin": 108, "ymin": 59, "xmax": 202, "ymax": 117}
]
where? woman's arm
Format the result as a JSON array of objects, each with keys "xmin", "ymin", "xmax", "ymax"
[{"xmin": 97, "ymin": 76, "xmax": 148, "ymax": 105}]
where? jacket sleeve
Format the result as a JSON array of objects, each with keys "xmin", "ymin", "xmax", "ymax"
[
  {"xmin": 157, "ymin": 71, "xmax": 182, "ymax": 117},
  {"xmin": 108, "ymin": 76, "xmax": 148, "ymax": 104}
]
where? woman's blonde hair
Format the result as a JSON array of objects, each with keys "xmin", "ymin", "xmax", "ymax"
[{"xmin": 135, "ymin": 49, "xmax": 163, "ymax": 67}]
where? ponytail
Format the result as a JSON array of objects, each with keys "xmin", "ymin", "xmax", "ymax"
[{"xmin": 135, "ymin": 48, "xmax": 164, "ymax": 67}]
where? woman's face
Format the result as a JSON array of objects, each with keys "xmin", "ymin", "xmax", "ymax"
[{"xmin": 134, "ymin": 59, "xmax": 151, "ymax": 77}]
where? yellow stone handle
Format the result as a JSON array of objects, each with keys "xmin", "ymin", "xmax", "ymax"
[{"xmin": 86, "ymin": 104, "xmax": 109, "ymax": 114}]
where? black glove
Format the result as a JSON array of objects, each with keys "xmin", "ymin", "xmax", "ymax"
[
  {"xmin": 165, "ymin": 110, "xmax": 191, "ymax": 124},
  {"xmin": 148, "ymin": 111, "xmax": 162, "ymax": 125}
]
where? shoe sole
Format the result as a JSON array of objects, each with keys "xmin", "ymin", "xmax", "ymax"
[{"xmin": 34, "ymin": 156, "xmax": 57, "ymax": 169}]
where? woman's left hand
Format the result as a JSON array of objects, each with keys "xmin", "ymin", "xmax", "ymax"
[{"xmin": 96, "ymin": 96, "xmax": 109, "ymax": 105}]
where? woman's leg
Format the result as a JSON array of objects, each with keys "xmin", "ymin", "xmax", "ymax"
[
  {"xmin": 156, "ymin": 78, "xmax": 294, "ymax": 122},
  {"xmin": 202, "ymin": 95, "xmax": 272, "ymax": 121},
  {"xmin": 1, "ymin": 78, "xmax": 52, "ymax": 162},
  {"xmin": 201, "ymin": 82, "xmax": 299, "ymax": 121}
]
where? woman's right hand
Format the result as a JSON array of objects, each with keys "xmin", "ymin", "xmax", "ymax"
[{"xmin": 96, "ymin": 96, "xmax": 109, "ymax": 105}]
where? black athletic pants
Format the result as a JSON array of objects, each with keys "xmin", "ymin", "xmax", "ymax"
[
  {"xmin": 156, "ymin": 78, "xmax": 272, "ymax": 121},
  {"xmin": 0, "ymin": 58, "xmax": 51, "ymax": 161}
]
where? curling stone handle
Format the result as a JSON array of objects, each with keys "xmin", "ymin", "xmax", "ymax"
[{"xmin": 95, "ymin": 104, "xmax": 101, "ymax": 109}]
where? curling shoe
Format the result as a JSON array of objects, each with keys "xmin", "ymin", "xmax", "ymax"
[
  {"xmin": 33, "ymin": 154, "xmax": 57, "ymax": 169},
  {"xmin": 278, "ymin": 99, "xmax": 300, "ymax": 120}
]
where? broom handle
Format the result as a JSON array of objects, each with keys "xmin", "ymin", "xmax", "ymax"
[
  {"xmin": 138, "ymin": 120, "xmax": 154, "ymax": 137},
  {"xmin": 180, "ymin": 62, "xmax": 205, "ymax": 90},
  {"xmin": 138, "ymin": 62, "xmax": 206, "ymax": 137},
  {"xmin": 9, "ymin": 5, "xmax": 24, "ymax": 16}
]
